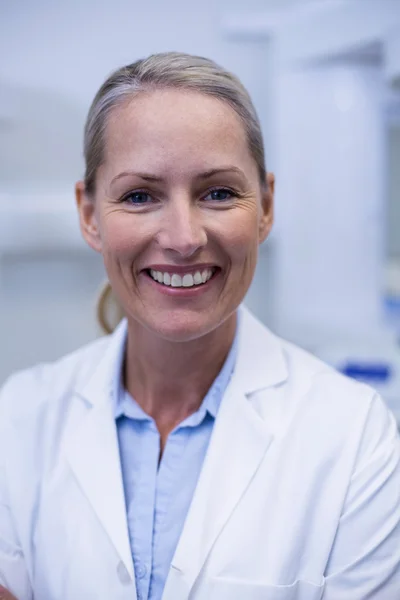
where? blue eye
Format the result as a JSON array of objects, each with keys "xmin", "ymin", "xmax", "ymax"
[
  {"xmin": 123, "ymin": 191, "xmax": 151, "ymax": 205},
  {"xmin": 120, "ymin": 187, "xmax": 236, "ymax": 206},
  {"xmin": 204, "ymin": 188, "xmax": 235, "ymax": 202}
]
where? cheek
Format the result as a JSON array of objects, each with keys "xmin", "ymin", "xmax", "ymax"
[
  {"xmin": 99, "ymin": 214, "xmax": 151, "ymax": 258},
  {"xmin": 217, "ymin": 209, "xmax": 259, "ymax": 261}
]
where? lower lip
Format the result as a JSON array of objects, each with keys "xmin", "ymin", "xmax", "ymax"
[{"xmin": 142, "ymin": 269, "xmax": 220, "ymax": 297}]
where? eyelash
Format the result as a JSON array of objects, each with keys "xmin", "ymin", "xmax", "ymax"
[{"xmin": 120, "ymin": 187, "xmax": 239, "ymax": 206}]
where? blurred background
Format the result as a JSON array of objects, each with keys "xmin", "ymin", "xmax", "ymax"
[{"xmin": 1, "ymin": 0, "xmax": 400, "ymax": 423}]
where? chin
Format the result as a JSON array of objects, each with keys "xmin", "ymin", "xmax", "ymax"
[
  {"xmin": 147, "ymin": 311, "xmax": 219, "ymax": 343},
  {"xmin": 154, "ymin": 322, "xmax": 211, "ymax": 343}
]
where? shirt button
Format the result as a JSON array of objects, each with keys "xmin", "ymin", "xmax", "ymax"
[
  {"xmin": 117, "ymin": 561, "xmax": 132, "ymax": 585},
  {"xmin": 136, "ymin": 562, "xmax": 148, "ymax": 579}
]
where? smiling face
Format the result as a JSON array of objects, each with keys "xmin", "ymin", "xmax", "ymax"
[{"xmin": 76, "ymin": 88, "xmax": 274, "ymax": 342}]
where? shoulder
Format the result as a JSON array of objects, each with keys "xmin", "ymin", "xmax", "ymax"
[
  {"xmin": 0, "ymin": 333, "xmax": 112, "ymax": 422},
  {"xmin": 240, "ymin": 306, "xmax": 377, "ymax": 415},
  {"xmin": 281, "ymin": 335, "xmax": 375, "ymax": 409},
  {"xmin": 275, "ymin": 336, "xmax": 397, "ymax": 459},
  {"xmin": 240, "ymin": 307, "xmax": 396, "ymax": 451}
]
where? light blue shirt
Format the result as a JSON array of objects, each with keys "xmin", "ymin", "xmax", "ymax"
[{"xmin": 115, "ymin": 325, "xmax": 238, "ymax": 600}]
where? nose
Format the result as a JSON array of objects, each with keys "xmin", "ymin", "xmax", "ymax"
[{"xmin": 156, "ymin": 195, "xmax": 207, "ymax": 258}]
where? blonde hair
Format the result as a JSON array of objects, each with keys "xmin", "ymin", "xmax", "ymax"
[
  {"xmin": 85, "ymin": 51, "xmax": 267, "ymax": 333},
  {"xmin": 96, "ymin": 281, "xmax": 125, "ymax": 335}
]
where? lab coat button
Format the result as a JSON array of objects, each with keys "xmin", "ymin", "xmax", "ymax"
[{"xmin": 117, "ymin": 561, "xmax": 132, "ymax": 585}]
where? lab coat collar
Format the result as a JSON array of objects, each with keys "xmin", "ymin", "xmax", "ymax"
[
  {"xmin": 67, "ymin": 305, "xmax": 288, "ymax": 594},
  {"xmin": 234, "ymin": 304, "xmax": 288, "ymax": 393},
  {"xmin": 76, "ymin": 303, "xmax": 288, "ymax": 408},
  {"xmin": 76, "ymin": 316, "xmax": 128, "ymax": 409}
]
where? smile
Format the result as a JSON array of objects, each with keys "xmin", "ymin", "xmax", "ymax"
[{"xmin": 147, "ymin": 268, "xmax": 216, "ymax": 288}]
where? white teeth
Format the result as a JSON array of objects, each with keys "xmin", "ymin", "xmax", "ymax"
[
  {"xmin": 201, "ymin": 269, "xmax": 209, "ymax": 283},
  {"xmin": 171, "ymin": 274, "xmax": 182, "ymax": 287},
  {"xmin": 193, "ymin": 271, "xmax": 203, "ymax": 285},
  {"xmin": 182, "ymin": 274, "xmax": 194, "ymax": 287},
  {"xmin": 149, "ymin": 268, "xmax": 215, "ymax": 287}
]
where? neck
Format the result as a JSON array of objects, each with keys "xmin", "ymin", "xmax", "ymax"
[{"xmin": 124, "ymin": 312, "xmax": 237, "ymax": 432}]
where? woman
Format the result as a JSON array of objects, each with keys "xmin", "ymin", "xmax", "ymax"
[{"xmin": 0, "ymin": 52, "xmax": 399, "ymax": 600}]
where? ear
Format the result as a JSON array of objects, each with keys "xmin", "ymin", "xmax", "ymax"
[
  {"xmin": 258, "ymin": 172, "xmax": 275, "ymax": 244},
  {"xmin": 75, "ymin": 181, "xmax": 102, "ymax": 253}
]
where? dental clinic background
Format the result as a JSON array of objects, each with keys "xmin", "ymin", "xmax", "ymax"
[{"xmin": 1, "ymin": 0, "xmax": 400, "ymax": 425}]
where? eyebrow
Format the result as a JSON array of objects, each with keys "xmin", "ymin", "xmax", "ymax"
[{"xmin": 110, "ymin": 166, "xmax": 246, "ymax": 185}]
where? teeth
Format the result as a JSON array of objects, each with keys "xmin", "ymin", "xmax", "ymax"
[
  {"xmin": 149, "ymin": 268, "xmax": 214, "ymax": 287},
  {"xmin": 193, "ymin": 271, "xmax": 202, "ymax": 285},
  {"xmin": 182, "ymin": 274, "xmax": 194, "ymax": 287},
  {"xmin": 171, "ymin": 274, "xmax": 182, "ymax": 287}
]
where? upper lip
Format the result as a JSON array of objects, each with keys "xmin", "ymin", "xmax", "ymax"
[{"xmin": 143, "ymin": 263, "xmax": 218, "ymax": 275}]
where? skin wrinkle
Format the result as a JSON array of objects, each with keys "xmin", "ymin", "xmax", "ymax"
[{"xmin": 76, "ymin": 88, "xmax": 274, "ymax": 447}]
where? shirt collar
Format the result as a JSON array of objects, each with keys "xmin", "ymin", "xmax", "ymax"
[{"xmin": 113, "ymin": 312, "xmax": 240, "ymax": 424}]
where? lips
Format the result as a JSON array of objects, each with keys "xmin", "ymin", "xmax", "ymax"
[{"xmin": 148, "ymin": 268, "xmax": 215, "ymax": 288}]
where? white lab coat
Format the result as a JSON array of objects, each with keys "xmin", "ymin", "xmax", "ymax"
[{"xmin": 0, "ymin": 306, "xmax": 399, "ymax": 600}]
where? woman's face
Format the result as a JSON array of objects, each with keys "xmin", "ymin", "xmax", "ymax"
[{"xmin": 76, "ymin": 89, "xmax": 274, "ymax": 342}]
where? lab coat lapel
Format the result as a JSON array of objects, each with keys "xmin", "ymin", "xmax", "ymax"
[
  {"xmin": 163, "ymin": 306, "xmax": 289, "ymax": 599},
  {"xmin": 66, "ymin": 320, "xmax": 135, "ymax": 584},
  {"xmin": 163, "ymin": 385, "xmax": 273, "ymax": 599}
]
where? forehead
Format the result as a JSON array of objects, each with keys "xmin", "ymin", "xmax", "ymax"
[{"xmin": 102, "ymin": 89, "xmax": 256, "ymax": 180}]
